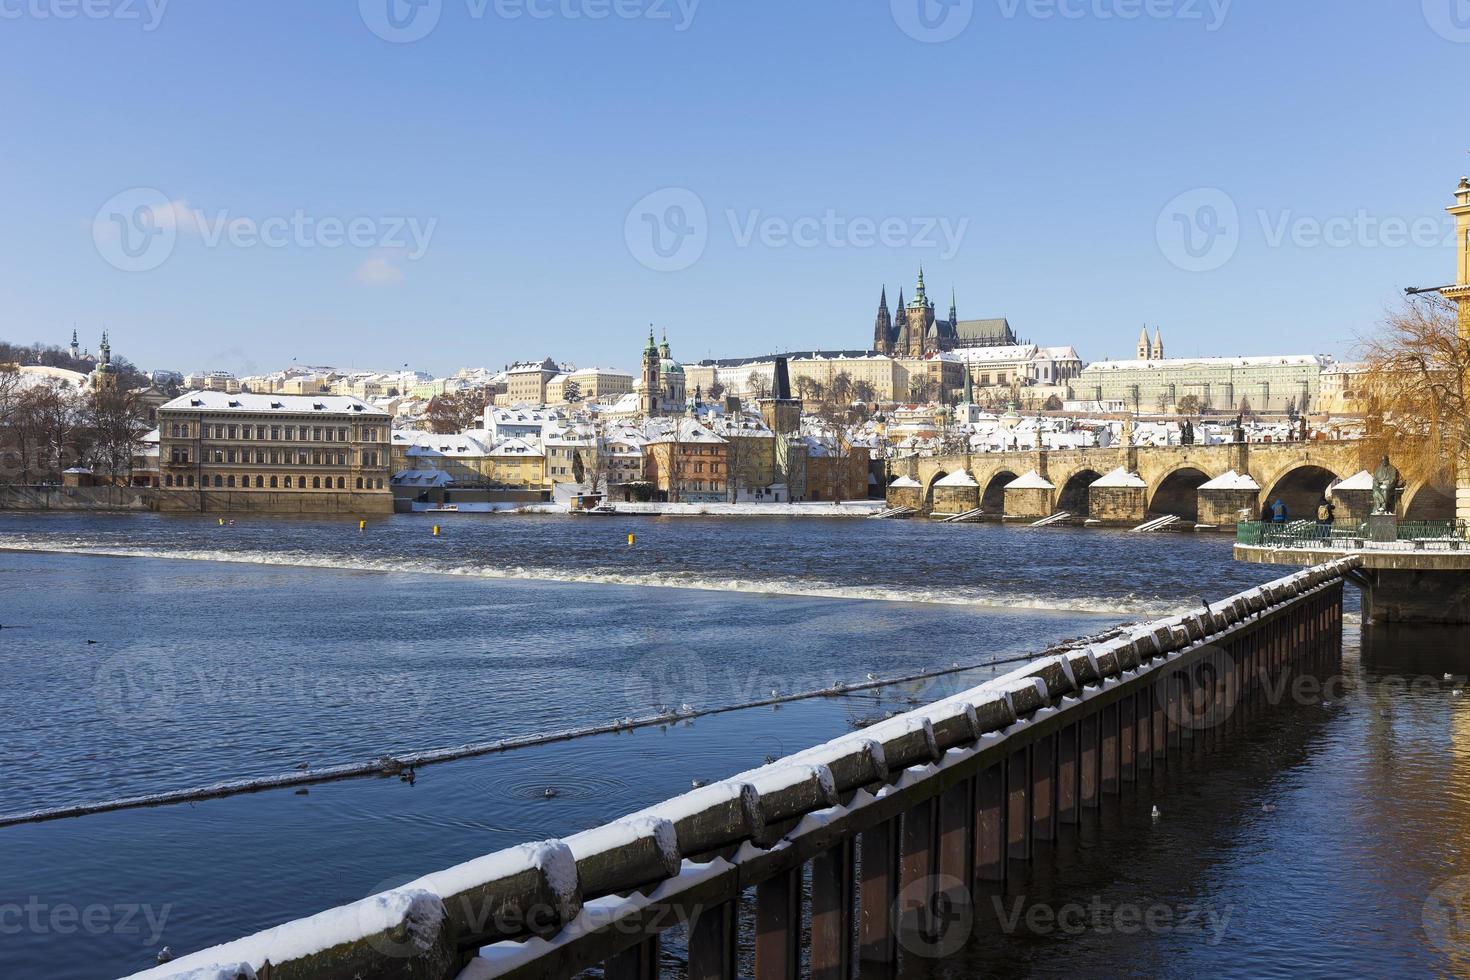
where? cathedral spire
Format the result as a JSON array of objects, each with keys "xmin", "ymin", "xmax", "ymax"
[
  {"xmin": 874, "ymin": 286, "xmax": 893, "ymax": 353},
  {"xmin": 949, "ymin": 288, "xmax": 957, "ymax": 325}
]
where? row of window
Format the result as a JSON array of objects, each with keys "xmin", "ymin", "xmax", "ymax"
[
  {"xmin": 163, "ymin": 474, "xmax": 386, "ymax": 490},
  {"xmin": 169, "ymin": 449, "xmax": 383, "ymax": 467},
  {"xmin": 167, "ymin": 423, "xmax": 385, "ymax": 442}
]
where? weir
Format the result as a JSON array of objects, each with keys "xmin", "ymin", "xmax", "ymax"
[{"xmin": 129, "ymin": 560, "xmax": 1357, "ymax": 980}]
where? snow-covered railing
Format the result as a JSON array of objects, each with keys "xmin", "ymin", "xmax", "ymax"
[{"xmin": 126, "ymin": 558, "xmax": 1359, "ymax": 980}]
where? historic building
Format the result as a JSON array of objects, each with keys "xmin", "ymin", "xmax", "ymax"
[
  {"xmin": 1077, "ymin": 341, "xmax": 1330, "ymax": 415},
  {"xmin": 157, "ymin": 391, "xmax": 393, "ymax": 513},
  {"xmin": 636, "ymin": 330, "xmax": 687, "ymax": 416},
  {"xmin": 89, "ymin": 331, "xmax": 119, "ymax": 392},
  {"xmin": 872, "ymin": 269, "xmax": 1017, "ymax": 357}
]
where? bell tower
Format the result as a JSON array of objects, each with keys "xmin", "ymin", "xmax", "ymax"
[{"xmin": 640, "ymin": 327, "xmax": 661, "ymax": 416}]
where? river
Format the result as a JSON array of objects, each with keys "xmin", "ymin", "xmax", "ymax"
[{"xmin": 0, "ymin": 512, "xmax": 1465, "ymax": 978}]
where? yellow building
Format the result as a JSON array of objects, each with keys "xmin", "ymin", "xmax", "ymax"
[
  {"xmin": 482, "ymin": 438, "xmax": 545, "ymax": 488},
  {"xmin": 158, "ymin": 391, "xmax": 392, "ymax": 512}
]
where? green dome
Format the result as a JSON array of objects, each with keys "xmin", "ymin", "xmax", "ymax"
[{"xmin": 660, "ymin": 358, "xmax": 684, "ymax": 375}]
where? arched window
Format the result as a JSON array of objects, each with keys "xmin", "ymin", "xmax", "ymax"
[
  {"xmin": 337, "ymin": 477, "xmax": 345, "ymax": 489},
  {"xmin": 356, "ymin": 477, "xmax": 364, "ymax": 490},
  {"xmin": 226, "ymin": 475, "xmax": 235, "ymax": 488},
  {"xmin": 270, "ymin": 476, "xmax": 278, "ymax": 489},
  {"xmin": 376, "ymin": 479, "xmax": 384, "ymax": 490},
  {"xmin": 312, "ymin": 477, "xmax": 320, "ymax": 489},
  {"xmin": 284, "ymin": 476, "xmax": 292, "ymax": 488},
  {"xmin": 256, "ymin": 475, "xmax": 264, "ymax": 488},
  {"xmin": 213, "ymin": 475, "xmax": 223, "ymax": 488},
  {"xmin": 165, "ymin": 475, "xmax": 174, "ymax": 487}
]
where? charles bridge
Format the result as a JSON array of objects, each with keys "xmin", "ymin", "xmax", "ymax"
[{"xmin": 880, "ymin": 441, "xmax": 1453, "ymax": 526}]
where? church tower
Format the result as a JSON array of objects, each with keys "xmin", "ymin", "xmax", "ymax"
[
  {"xmin": 1151, "ymin": 328, "xmax": 1165, "ymax": 361},
  {"xmin": 894, "ymin": 288, "xmax": 908, "ymax": 355},
  {"xmin": 69, "ymin": 329, "xmax": 80, "ymax": 360},
  {"xmin": 93, "ymin": 331, "xmax": 118, "ymax": 392},
  {"xmin": 906, "ymin": 268, "xmax": 935, "ymax": 356},
  {"xmin": 1137, "ymin": 326, "xmax": 1151, "ymax": 361},
  {"xmin": 949, "ymin": 289, "xmax": 958, "ymax": 330},
  {"xmin": 639, "ymin": 327, "xmax": 661, "ymax": 416},
  {"xmin": 874, "ymin": 287, "xmax": 893, "ymax": 354}
]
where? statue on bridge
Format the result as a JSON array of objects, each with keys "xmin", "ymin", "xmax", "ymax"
[{"xmin": 1372, "ymin": 455, "xmax": 1402, "ymax": 516}]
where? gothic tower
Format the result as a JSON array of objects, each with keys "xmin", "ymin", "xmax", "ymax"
[
  {"xmin": 874, "ymin": 287, "xmax": 893, "ymax": 354},
  {"xmin": 949, "ymin": 289, "xmax": 958, "ymax": 330},
  {"xmin": 640, "ymin": 327, "xmax": 661, "ymax": 416},
  {"xmin": 894, "ymin": 288, "xmax": 908, "ymax": 355},
  {"xmin": 905, "ymin": 268, "xmax": 935, "ymax": 356}
]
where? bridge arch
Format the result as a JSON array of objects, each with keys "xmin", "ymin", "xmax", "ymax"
[
  {"xmin": 980, "ymin": 469, "xmax": 1018, "ymax": 514},
  {"xmin": 1262, "ymin": 464, "xmax": 1344, "ymax": 522},
  {"xmin": 1057, "ymin": 469, "xmax": 1104, "ymax": 519},
  {"xmin": 924, "ymin": 470, "xmax": 949, "ymax": 511},
  {"xmin": 1402, "ymin": 481, "xmax": 1456, "ymax": 521},
  {"xmin": 1148, "ymin": 465, "xmax": 1212, "ymax": 521}
]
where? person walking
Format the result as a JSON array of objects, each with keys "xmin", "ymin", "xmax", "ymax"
[
  {"xmin": 1315, "ymin": 496, "xmax": 1335, "ymax": 539},
  {"xmin": 1271, "ymin": 499, "xmax": 1289, "ymax": 524}
]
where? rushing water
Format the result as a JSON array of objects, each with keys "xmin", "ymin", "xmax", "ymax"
[{"xmin": 0, "ymin": 512, "xmax": 1466, "ymax": 978}]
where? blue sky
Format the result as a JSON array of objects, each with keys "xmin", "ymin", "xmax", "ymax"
[{"xmin": 1, "ymin": 0, "xmax": 1467, "ymax": 377}]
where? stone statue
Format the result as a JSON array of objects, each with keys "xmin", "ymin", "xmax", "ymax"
[{"xmin": 1372, "ymin": 455, "xmax": 1401, "ymax": 515}]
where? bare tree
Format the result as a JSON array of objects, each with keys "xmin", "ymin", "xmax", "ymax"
[
  {"xmin": 747, "ymin": 371, "xmax": 771, "ymax": 400},
  {"xmin": 1358, "ymin": 294, "xmax": 1468, "ymax": 492},
  {"xmin": 853, "ymin": 379, "xmax": 876, "ymax": 405},
  {"xmin": 426, "ymin": 389, "xmax": 488, "ymax": 434},
  {"xmin": 707, "ymin": 378, "xmax": 726, "ymax": 402},
  {"xmin": 1176, "ymin": 394, "xmax": 1203, "ymax": 416},
  {"xmin": 84, "ymin": 387, "xmax": 151, "ymax": 485}
]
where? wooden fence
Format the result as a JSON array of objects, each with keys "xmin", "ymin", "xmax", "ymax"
[{"xmin": 128, "ymin": 558, "xmax": 1358, "ymax": 980}]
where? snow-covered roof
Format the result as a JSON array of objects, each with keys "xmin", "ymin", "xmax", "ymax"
[
  {"xmin": 487, "ymin": 437, "xmax": 544, "ymax": 458},
  {"xmin": 1199, "ymin": 470, "xmax": 1262, "ymax": 491},
  {"xmin": 1005, "ymin": 470, "xmax": 1055, "ymax": 490},
  {"xmin": 935, "ymin": 469, "xmax": 979, "ymax": 488},
  {"xmin": 888, "ymin": 475, "xmax": 921, "ymax": 489},
  {"xmin": 1091, "ymin": 467, "xmax": 1147, "ymax": 489},
  {"xmin": 393, "ymin": 470, "xmax": 456, "ymax": 487},
  {"xmin": 1332, "ymin": 470, "xmax": 1374, "ymax": 492},
  {"xmin": 1081, "ymin": 355, "xmax": 1327, "ymax": 373},
  {"xmin": 162, "ymin": 391, "xmax": 388, "ymax": 417},
  {"xmin": 393, "ymin": 430, "xmax": 489, "ymax": 456},
  {"xmin": 645, "ymin": 419, "xmax": 725, "ymax": 445}
]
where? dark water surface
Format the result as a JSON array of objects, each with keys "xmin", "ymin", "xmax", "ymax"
[{"xmin": 0, "ymin": 513, "xmax": 1464, "ymax": 978}]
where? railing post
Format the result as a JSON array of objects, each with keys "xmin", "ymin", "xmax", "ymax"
[
  {"xmin": 809, "ymin": 842, "xmax": 853, "ymax": 980},
  {"xmin": 755, "ymin": 868, "xmax": 800, "ymax": 980},
  {"xmin": 1100, "ymin": 703, "xmax": 1120, "ymax": 795},
  {"xmin": 974, "ymin": 763, "xmax": 1006, "ymax": 886},
  {"xmin": 688, "ymin": 900, "xmax": 736, "ymax": 980},
  {"xmin": 1119, "ymin": 695, "xmax": 1137, "ymax": 783},
  {"xmin": 859, "ymin": 819, "xmax": 900, "ymax": 969},
  {"xmin": 1057, "ymin": 722, "xmax": 1080, "ymax": 824},
  {"xmin": 1006, "ymin": 747, "xmax": 1031, "ymax": 861},
  {"xmin": 1031, "ymin": 734, "xmax": 1056, "ymax": 842},
  {"xmin": 1080, "ymin": 712, "xmax": 1100, "ymax": 808},
  {"xmin": 605, "ymin": 936, "xmax": 660, "ymax": 980}
]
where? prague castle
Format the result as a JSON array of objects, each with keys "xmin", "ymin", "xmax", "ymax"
[{"xmin": 872, "ymin": 269, "xmax": 1017, "ymax": 357}]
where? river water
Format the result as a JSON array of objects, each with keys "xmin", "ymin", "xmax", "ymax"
[{"xmin": 0, "ymin": 512, "xmax": 1466, "ymax": 978}]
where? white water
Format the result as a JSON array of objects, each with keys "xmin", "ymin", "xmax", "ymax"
[{"xmin": 0, "ymin": 538, "xmax": 1187, "ymax": 618}]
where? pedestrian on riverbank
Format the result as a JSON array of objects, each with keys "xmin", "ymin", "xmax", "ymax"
[
  {"xmin": 1316, "ymin": 496, "xmax": 1335, "ymax": 538},
  {"xmin": 1271, "ymin": 499, "xmax": 1289, "ymax": 524}
]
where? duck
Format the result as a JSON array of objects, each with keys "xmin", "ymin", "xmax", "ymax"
[
  {"xmin": 295, "ymin": 762, "xmax": 309, "ymax": 771},
  {"xmin": 543, "ymin": 787, "xmax": 559, "ymax": 799}
]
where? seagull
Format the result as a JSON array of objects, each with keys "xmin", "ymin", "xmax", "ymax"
[
  {"xmin": 295, "ymin": 762, "xmax": 309, "ymax": 771},
  {"xmin": 1456, "ymin": 690, "xmax": 1464, "ymax": 697},
  {"xmin": 691, "ymin": 778, "xmax": 706, "ymax": 789},
  {"xmin": 763, "ymin": 754, "xmax": 777, "ymax": 765},
  {"xmin": 156, "ymin": 947, "xmax": 173, "ymax": 965},
  {"xmin": 770, "ymin": 689, "xmax": 779, "ymax": 698},
  {"xmin": 1151, "ymin": 805, "xmax": 1162, "ymax": 820},
  {"xmin": 866, "ymin": 673, "xmax": 878, "ymax": 682}
]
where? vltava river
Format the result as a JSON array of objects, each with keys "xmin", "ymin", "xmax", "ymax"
[{"xmin": 0, "ymin": 513, "xmax": 1465, "ymax": 978}]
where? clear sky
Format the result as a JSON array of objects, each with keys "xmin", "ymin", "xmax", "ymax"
[{"xmin": 1, "ymin": 1, "xmax": 1467, "ymax": 378}]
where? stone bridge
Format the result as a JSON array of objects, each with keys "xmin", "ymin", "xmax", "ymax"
[{"xmin": 884, "ymin": 442, "xmax": 1451, "ymax": 525}]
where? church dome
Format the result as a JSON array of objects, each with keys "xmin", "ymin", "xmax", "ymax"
[{"xmin": 660, "ymin": 358, "xmax": 684, "ymax": 375}]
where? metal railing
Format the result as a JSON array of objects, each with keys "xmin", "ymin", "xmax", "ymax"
[
  {"xmin": 1239, "ymin": 520, "xmax": 1469, "ymax": 549},
  {"xmin": 129, "ymin": 560, "xmax": 1358, "ymax": 980}
]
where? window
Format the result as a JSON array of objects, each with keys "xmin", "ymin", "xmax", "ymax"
[
  {"xmin": 228, "ymin": 425, "xmax": 238, "ymax": 439},
  {"xmin": 165, "ymin": 475, "xmax": 174, "ymax": 487},
  {"xmin": 186, "ymin": 476, "xmax": 195, "ymax": 487},
  {"xmin": 337, "ymin": 477, "xmax": 345, "ymax": 489},
  {"xmin": 226, "ymin": 450, "xmax": 236, "ymax": 463},
  {"xmin": 284, "ymin": 476, "xmax": 292, "ymax": 488},
  {"xmin": 312, "ymin": 477, "xmax": 320, "ymax": 489},
  {"xmin": 214, "ymin": 475, "xmax": 223, "ymax": 488},
  {"xmin": 270, "ymin": 476, "xmax": 278, "ymax": 488},
  {"xmin": 256, "ymin": 426, "xmax": 266, "ymax": 440},
  {"xmin": 256, "ymin": 475, "xmax": 264, "ymax": 488},
  {"xmin": 356, "ymin": 477, "xmax": 364, "ymax": 489},
  {"xmin": 226, "ymin": 475, "xmax": 235, "ymax": 488},
  {"xmin": 375, "ymin": 479, "xmax": 383, "ymax": 490}
]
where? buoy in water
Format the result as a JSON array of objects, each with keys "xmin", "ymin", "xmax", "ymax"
[
  {"xmin": 433, "ymin": 525, "xmax": 441, "ymax": 537},
  {"xmin": 628, "ymin": 533, "xmax": 635, "ymax": 547},
  {"xmin": 359, "ymin": 520, "xmax": 366, "ymax": 531}
]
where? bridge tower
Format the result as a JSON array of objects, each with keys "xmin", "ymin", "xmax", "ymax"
[{"xmin": 1447, "ymin": 176, "xmax": 1470, "ymax": 522}]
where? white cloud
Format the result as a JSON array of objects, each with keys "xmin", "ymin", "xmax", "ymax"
[{"xmin": 356, "ymin": 254, "xmax": 405, "ymax": 287}]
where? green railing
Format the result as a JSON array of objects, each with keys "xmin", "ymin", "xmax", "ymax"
[{"xmin": 1239, "ymin": 520, "xmax": 1469, "ymax": 548}]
